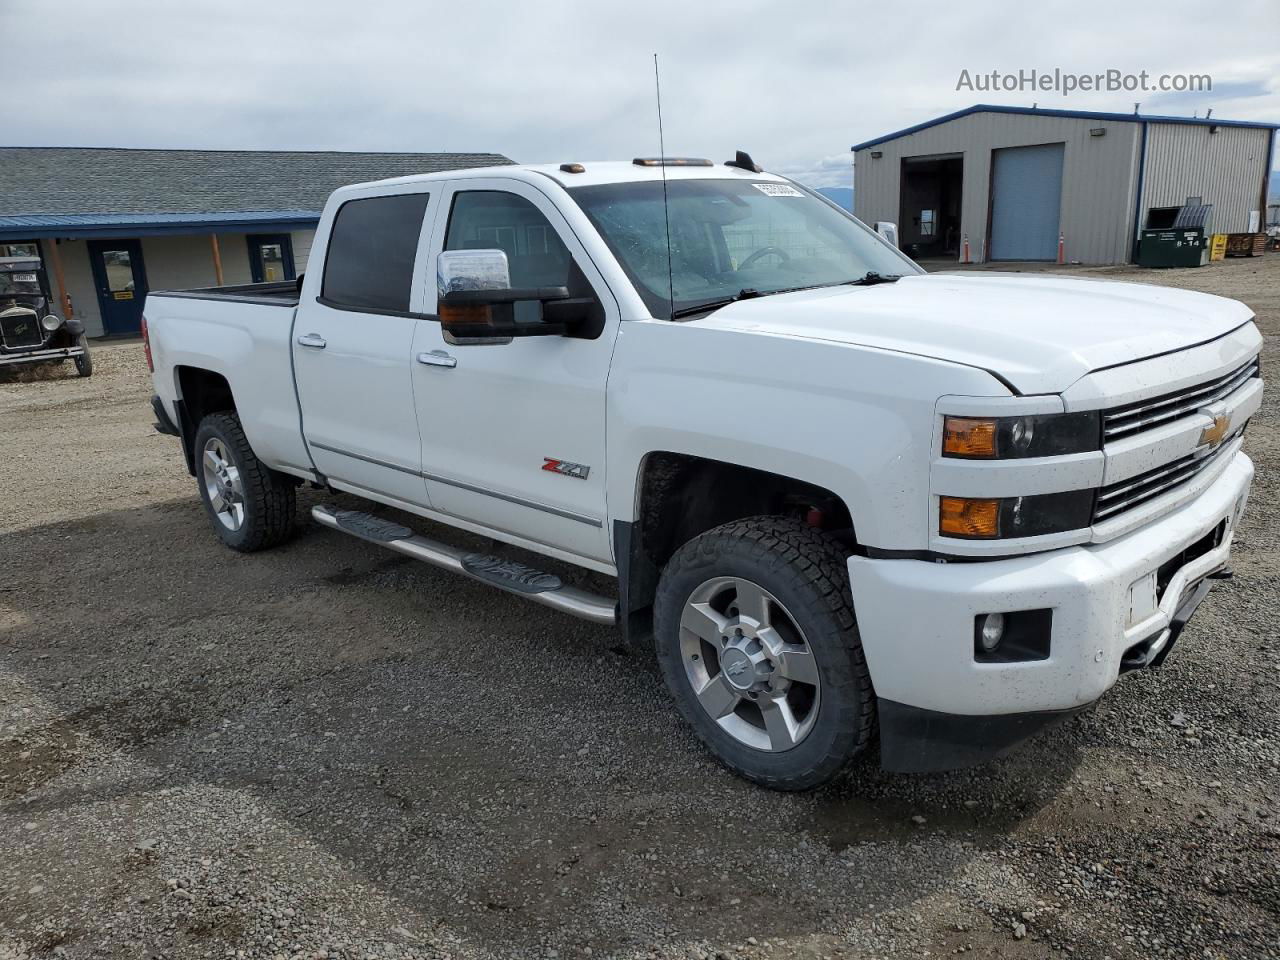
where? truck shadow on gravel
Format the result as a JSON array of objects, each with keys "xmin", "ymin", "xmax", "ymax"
[{"xmin": 1, "ymin": 494, "xmax": 1084, "ymax": 955}]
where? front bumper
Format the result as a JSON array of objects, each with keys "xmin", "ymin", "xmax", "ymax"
[
  {"xmin": 0, "ymin": 344, "xmax": 85, "ymax": 366},
  {"xmin": 850, "ymin": 450, "xmax": 1253, "ymax": 770}
]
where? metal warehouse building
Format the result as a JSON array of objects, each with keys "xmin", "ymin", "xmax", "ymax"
[{"xmin": 852, "ymin": 104, "xmax": 1277, "ymax": 264}]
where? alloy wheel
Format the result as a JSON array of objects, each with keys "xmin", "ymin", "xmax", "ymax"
[{"xmin": 679, "ymin": 576, "xmax": 821, "ymax": 751}]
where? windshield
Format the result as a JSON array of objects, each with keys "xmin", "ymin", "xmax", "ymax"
[
  {"xmin": 0, "ymin": 269, "xmax": 43, "ymax": 298},
  {"xmin": 569, "ymin": 179, "xmax": 917, "ymax": 319}
]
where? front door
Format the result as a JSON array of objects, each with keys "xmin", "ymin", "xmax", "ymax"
[
  {"xmin": 87, "ymin": 239, "xmax": 147, "ymax": 335},
  {"xmin": 247, "ymin": 234, "xmax": 296, "ymax": 283},
  {"xmin": 292, "ymin": 189, "xmax": 436, "ymax": 508},
  {"xmin": 411, "ymin": 179, "xmax": 618, "ymax": 564}
]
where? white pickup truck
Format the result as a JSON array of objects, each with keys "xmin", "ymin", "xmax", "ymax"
[{"xmin": 145, "ymin": 155, "xmax": 1262, "ymax": 788}]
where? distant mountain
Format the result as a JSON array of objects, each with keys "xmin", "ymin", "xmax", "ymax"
[{"xmin": 816, "ymin": 186, "xmax": 853, "ymax": 211}]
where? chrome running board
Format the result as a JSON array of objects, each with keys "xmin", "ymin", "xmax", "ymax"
[{"xmin": 311, "ymin": 505, "xmax": 617, "ymax": 625}]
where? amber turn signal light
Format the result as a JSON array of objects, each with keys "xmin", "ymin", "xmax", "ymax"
[
  {"xmin": 942, "ymin": 416, "xmax": 998, "ymax": 458},
  {"xmin": 438, "ymin": 302, "xmax": 492, "ymax": 327},
  {"xmin": 939, "ymin": 496, "xmax": 1000, "ymax": 538}
]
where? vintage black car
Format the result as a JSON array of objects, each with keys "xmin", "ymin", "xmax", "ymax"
[{"xmin": 0, "ymin": 255, "xmax": 92, "ymax": 376}]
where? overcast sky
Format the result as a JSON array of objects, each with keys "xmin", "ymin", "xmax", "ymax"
[{"xmin": 3, "ymin": 0, "xmax": 1277, "ymax": 188}]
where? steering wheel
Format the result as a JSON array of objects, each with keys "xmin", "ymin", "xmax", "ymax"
[{"xmin": 738, "ymin": 246, "xmax": 791, "ymax": 270}]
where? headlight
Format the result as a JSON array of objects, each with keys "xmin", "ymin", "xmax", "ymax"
[
  {"xmin": 939, "ymin": 491, "xmax": 1094, "ymax": 539},
  {"xmin": 942, "ymin": 412, "xmax": 1100, "ymax": 459},
  {"xmin": 41, "ymin": 313, "xmax": 62, "ymax": 332}
]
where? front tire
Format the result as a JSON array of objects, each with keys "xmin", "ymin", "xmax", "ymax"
[
  {"xmin": 654, "ymin": 517, "xmax": 875, "ymax": 790},
  {"xmin": 193, "ymin": 412, "xmax": 296, "ymax": 552},
  {"xmin": 73, "ymin": 337, "xmax": 93, "ymax": 377}
]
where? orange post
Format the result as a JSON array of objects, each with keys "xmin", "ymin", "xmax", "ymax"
[
  {"xmin": 46, "ymin": 238, "xmax": 74, "ymax": 319},
  {"xmin": 960, "ymin": 233, "xmax": 971, "ymax": 264},
  {"xmin": 210, "ymin": 234, "xmax": 225, "ymax": 285},
  {"xmin": 1057, "ymin": 232, "xmax": 1066, "ymax": 264}
]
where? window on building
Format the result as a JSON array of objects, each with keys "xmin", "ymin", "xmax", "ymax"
[
  {"xmin": 321, "ymin": 194, "xmax": 430, "ymax": 312},
  {"xmin": 920, "ymin": 209, "xmax": 936, "ymax": 237}
]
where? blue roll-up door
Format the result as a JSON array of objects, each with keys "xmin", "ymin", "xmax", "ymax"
[{"xmin": 989, "ymin": 143, "xmax": 1064, "ymax": 261}]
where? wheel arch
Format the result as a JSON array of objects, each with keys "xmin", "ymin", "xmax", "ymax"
[
  {"xmin": 174, "ymin": 365, "xmax": 237, "ymax": 475},
  {"xmin": 616, "ymin": 451, "xmax": 858, "ymax": 646}
]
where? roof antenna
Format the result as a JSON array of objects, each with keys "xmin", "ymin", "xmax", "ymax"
[{"xmin": 653, "ymin": 53, "xmax": 675, "ymax": 318}]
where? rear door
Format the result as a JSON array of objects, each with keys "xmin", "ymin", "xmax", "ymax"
[{"xmin": 292, "ymin": 188, "xmax": 438, "ymax": 507}]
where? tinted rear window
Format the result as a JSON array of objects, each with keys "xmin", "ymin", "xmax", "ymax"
[{"xmin": 321, "ymin": 193, "xmax": 430, "ymax": 312}]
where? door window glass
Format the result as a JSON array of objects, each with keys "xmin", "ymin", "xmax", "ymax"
[
  {"xmin": 103, "ymin": 248, "xmax": 136, "ymax": 298},
  {"xmin": 322, "ymin": 193, "xmax": 430, "ymax": 312},
  {"xmin": 260, "ymin": 244, "xmax": 284, "ymax": 280},
  {"xmin": 445, "ymin": 191, "xmax": 580, "ymax": 326}
]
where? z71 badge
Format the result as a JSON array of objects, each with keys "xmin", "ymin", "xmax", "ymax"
[{"xmin": 542, "ymin": 458, "xmax": 590, "ymax": 480}]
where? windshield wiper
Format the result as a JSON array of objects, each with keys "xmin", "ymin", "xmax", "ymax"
[
  {"xmin": 844, "ymin": 271, "xmax": 903, "ymax": 286},
  {"xmin": 668, "ymin": 288, "xmax": 765, "ymax": 320}
]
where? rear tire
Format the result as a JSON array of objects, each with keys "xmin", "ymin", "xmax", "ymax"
[
  {"xmin": 73, "ymin": 337, "xmax": 93, "ymax": 377},
  {"xmin": 193, "ymin": 412, "xmax": 296, "ymax": 552},
  {"xmin": 654, "ymin": 516, "xmax": 875, "ymax": 790}
]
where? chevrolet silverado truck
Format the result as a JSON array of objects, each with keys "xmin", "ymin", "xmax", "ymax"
[{"xmin": 144, "ymin": 155, "xmax": 1262, "ymax": 789}]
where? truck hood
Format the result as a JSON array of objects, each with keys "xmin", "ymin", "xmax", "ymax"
[{"xmin": 690, "ymin": 273, "xmax": 1255, "ymax": 395}]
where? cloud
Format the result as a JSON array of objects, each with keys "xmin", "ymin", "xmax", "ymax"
[{"xmin": 2, "ymin": 0, "xmax": 1277, "ymax": 189}]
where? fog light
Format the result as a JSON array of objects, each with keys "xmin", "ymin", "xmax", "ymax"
[{"xmin": 978, "ymin": 612, "xmax": 1005, "ymax": 652}]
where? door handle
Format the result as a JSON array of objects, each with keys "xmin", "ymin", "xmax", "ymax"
[
  {"xmin": 417, "ymin": 350, "xmax": 457, "ymax": 369},
  {"xmin": 296, "ymin": 333, "xmax": 327, "ymax": 349}
]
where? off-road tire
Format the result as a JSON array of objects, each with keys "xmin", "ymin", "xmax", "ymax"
[
  {"xmin": 654, "ymin": 516, "xmax": 875, "ymax": 790},
  {"xmin": 73, "ymin": 337, "xmax": 93, "ymax": 377},
  {"xmin": 193, "ymin": 412, "xmax": 296, "ymax": 552}
]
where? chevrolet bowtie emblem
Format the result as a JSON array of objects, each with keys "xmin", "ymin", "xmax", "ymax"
[{"xmin": 1199, "ymin": 413, "xmax": 1231, "ymax": 448}]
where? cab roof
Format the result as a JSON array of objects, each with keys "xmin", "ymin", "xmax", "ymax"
[{"xmin": 340, "ymin": 159, "xmax": 793, "ymax": 194}]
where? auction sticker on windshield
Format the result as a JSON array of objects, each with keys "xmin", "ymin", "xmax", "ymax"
[{"xmin": 752, "ymin": 183, "xmax": 804, "ymax": 197}]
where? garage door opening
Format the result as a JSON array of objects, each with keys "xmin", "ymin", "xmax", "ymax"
[
  {"xmin": 898, "ymin": 154, "xmax": 963, "ymax": 261},
  {"xmin": 989, "ymin": 142, "xmax": 1065, "ymax": 261}
]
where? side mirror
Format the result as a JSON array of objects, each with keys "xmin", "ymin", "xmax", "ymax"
[
  {"xmin": 437, "ymin": 249, "xmax": 579, "ymax": 341},
  {"xmin": 874, "ymin": 221, "xmax": 899, "ymax": 247}
]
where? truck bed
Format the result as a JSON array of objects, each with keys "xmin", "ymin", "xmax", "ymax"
[
  {"xmin": 146, "ymin": 279, "xmax": 311, "ymax": 479},
  {"xmin": 148, "ymin": 280, "xmax": 300, "ymax": 307}
]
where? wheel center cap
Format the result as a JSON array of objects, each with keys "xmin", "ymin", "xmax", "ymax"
[{"xmin": 721, "ymin": 648, "xmax": 755, "ymax": 690}]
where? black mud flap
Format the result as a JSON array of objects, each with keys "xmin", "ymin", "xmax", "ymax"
[
  {"xmin": 1149, "ymin": 577, "xmax": 1214, "ymax": 668},
  {"xmin": 878, "ymin": 698, "xmax": 1092, "ymax": 773}
]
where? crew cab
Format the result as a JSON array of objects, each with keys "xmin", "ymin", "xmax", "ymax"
[{"xmin": 144, "ymin": 156, "xmax": 1262, "ymax": 788}]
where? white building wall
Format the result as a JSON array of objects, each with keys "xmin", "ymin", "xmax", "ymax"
[
  {"xmin": 49, "ymin": 239, "xmax": 101, "ymax": 337},
  {"xmin": 291, "ymin": 229, "xmax": 316, "ymax": 272},
  {"xmin": 142, "ymin": 233, "xmax": 253, "ymax": 290},
  {"xmin": 45, "ymin": 230, "xmax": 315, "ymax": 338}
]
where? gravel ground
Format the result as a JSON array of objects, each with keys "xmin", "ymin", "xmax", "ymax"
[{"xmin": 2, "ymin": 256, "xmax": 1278, "ymax": 960}]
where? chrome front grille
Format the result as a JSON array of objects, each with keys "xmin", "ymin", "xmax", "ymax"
[
  {"xmin": 1102, "ymin": 356, "xmax": 1260, "ymax": 441},
  {"xmin": 1094, "ymin": 430, "xmax": 1240, "ymax": 522}
]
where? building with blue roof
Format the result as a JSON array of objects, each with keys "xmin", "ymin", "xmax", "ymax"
[
  {"xmin": 850, "ymin": 104, "xmax": 1276, "ymax": 264},
  {"xmin": 0, "ymin": 147, "xmax": 512, "ymax": 337}
]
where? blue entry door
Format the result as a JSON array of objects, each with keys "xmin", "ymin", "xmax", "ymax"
[
  {"xmin": 989, "ymin": 143, "xmax": 1065, "ymax": 261},
  {"xmin": 87, "ymin": 239, "xmax": 147, "ymax": 335}
]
